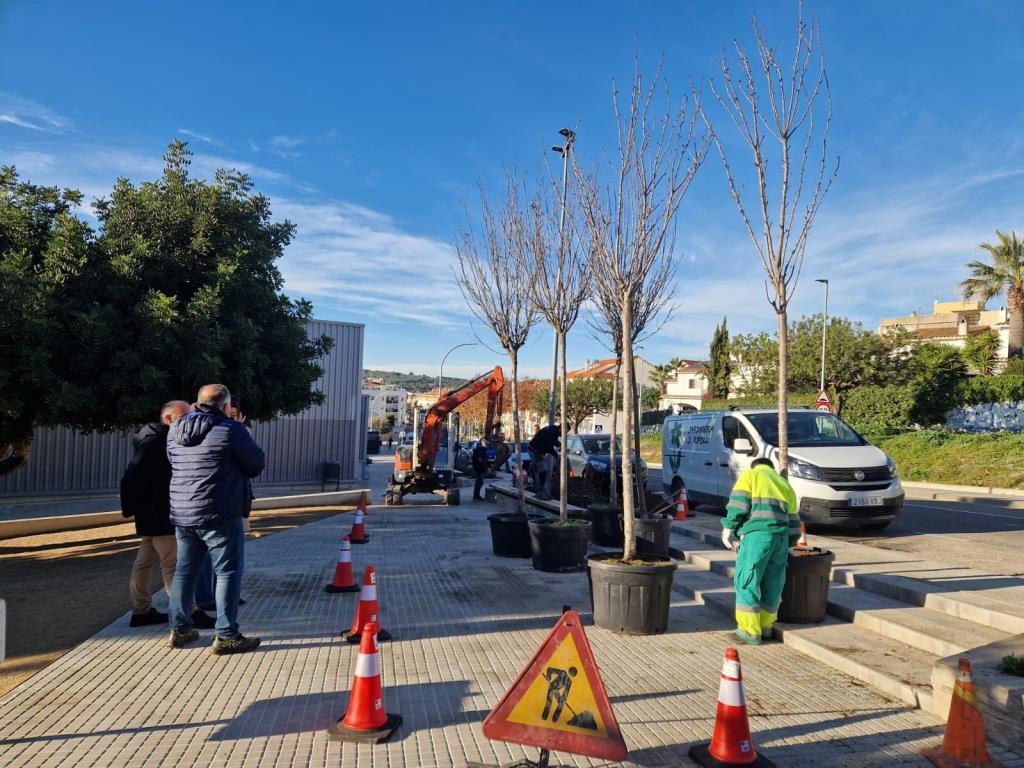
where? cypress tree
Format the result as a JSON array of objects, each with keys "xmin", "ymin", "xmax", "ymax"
[{"xmin": 708, "ymin": 317, "xmax": 731, "ymax": 398}]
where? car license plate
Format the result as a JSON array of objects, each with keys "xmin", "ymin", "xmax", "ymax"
[{"xmin": 849, "ymin": 496, "xmax": 883, "ymax": 508}]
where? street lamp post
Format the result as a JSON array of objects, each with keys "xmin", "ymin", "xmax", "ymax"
[
  {"xmin": 815, "ymin": 278, "xmax": 830, "ymax": 393},
  {"xmin": 548, "ymin": 127, "xmax": 576, "ymax": 427},
  {"xmin": 438, "ymin": 342, "xmax": 478, "ymax": 399}
]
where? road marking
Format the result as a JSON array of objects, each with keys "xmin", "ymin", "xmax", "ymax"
[{"xmin": 905, "ymin": 502, "xmax": 1024, "ymax": 522}]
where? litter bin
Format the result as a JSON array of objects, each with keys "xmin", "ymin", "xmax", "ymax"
[
  {"xmin": 321, "ymin": 460, "xmax": 341, "ymax": 492},
  {"xmin": 778, "ymin": 547, "xmax": 835, "ymax": 624}
]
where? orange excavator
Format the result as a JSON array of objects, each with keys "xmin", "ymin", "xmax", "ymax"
[{"xmin": 386, "ymin": 366, "xmax": 506, "ymax": 506}]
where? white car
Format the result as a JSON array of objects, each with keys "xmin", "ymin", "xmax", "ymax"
[{"xmin": 662, "ymin": 408, "xmax": 904, "ymax": 530}]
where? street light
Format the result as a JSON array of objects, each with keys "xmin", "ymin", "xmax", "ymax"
[
  {"xmin": 438, "ymin": 342, "xmax": 478, "ymax": 398},
  {"xmin": 548, "ymin": 127, "xmax": 577, "ymax": 427},
  {"xmin": 815, "ymin": 278, "xmax": 830, "ymax": 393}
]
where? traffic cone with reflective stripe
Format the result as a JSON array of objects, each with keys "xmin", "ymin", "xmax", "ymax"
[
  {"xmin": 349, "ymin": 508, "xmax": 369, "ymax": 544},
  {"xmin": 797, "ymin": 523, "xmax": 809, "ymax": 548},
  {"xmin": 325, "ymin": 536, "xmax": 360, "ymax": 593},
  {"xmin": 689, "ymin": 647, "xmax": 776, "ymax": 767},
  {"xmin": 326, "ymin": 622, "xmax": 402, "ymax": 744},
  {"xmin": 675, "ymin": 484, "xmax": 690, "ymax": 520},
  {"xmin": 342, "ymin": 566, "xmax": 391, "ymax": 643},
  {"xmin": 357, "ymin": 491, "xmax": 370, "ymax": 516},
  {"xmin": 922, "ymin": 658, "xmax": 1001, "ymax": 768}
]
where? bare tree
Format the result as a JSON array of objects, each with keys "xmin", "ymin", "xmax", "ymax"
[
  {"xmin": 579, "ymin": 61, "xmax": 707, "ymax": 559},
  {"xmin": 453, "ymin": 172, "xmax": 541, "ymax": 511},
  {"xmin": 698, "ymin": 4, "xmax": 838, "ymax": 470},
  {"xmin": 587, "ymin": 262, "xmax": 674, "ymax": 509},
  {"xmin": 528, "ymin": 170, "xmax": 591, "ymax": 521}
]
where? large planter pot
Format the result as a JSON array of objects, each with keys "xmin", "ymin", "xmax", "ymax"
[
  {"xmin": 778, "ymin": 547, "xmax": 836, "ymax": 623},
  {"xmin": 588, "ymin": 505, "xmax": 624, "ymax": 547},
  {"xmin": 567, "ymin": 509, "xmax": 593, "ymax": 541},
  {"xmin": 528, "ymin": 518, "xmax": 592, "ymax": 572},
  {"xmin": 587, "ymin": 552, "xmax": 676, "ymax": 635},
  {"xmin": 488, "ymin": 513, "xmax": 547, "ymax": 558},
  {"xmin": 618, "ymin": 514, "xmax": 673, "ymax": 558}
]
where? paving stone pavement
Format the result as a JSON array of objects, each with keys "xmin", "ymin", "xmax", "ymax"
[{"xmin": 2, "ymin": 493, "xmax": 1019, "ymax": 767}]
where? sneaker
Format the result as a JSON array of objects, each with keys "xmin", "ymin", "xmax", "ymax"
[
  {"xmin": 129, "ymin": 608, "xmax": 168, "ymax": 627},
  {"xmin": 210, "ymin": 635, "xmax": 261, "ymax": 655},
  {"xmin": 734, "ymin": 629, "xmax": 763, "ymax": 646},
  {"xmin": 190, "ymin": 610, "xmax": 216, "ymax": 629},
  {"xmin": 169, "ymin": 629, "xmax": 200, "ymax": 648}
]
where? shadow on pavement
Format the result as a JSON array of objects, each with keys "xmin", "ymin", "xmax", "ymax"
[{"xmin": 210, "ymin": 680, "xmax": 474, "ymax": 742}]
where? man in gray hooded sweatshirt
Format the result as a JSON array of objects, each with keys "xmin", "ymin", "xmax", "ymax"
[{"xmin": 166, "ymin": 384, "xmax": 265, "ymax": 654}]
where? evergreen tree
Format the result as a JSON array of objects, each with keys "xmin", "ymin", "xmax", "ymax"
[{"xmin": 708, "ymin": 317, "xmax": 731, "ymax": 398}]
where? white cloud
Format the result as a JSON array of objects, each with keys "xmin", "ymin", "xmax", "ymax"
[
  {"xmin": 0, "ymin": 93, "xmax": 68, "ymax": 133},
  {"xmin": 274, "ymin": 198, "xmax": 464, "ymax": 327},
  {"xmin": 177, "ymin": 128, "xmax": 220, "ymax": 146},
  {"xmin": 271, "ymin": 135, "xmax": 303, "ymax": 148}
]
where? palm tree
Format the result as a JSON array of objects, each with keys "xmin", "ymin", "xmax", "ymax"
[{"xmin": 960, "ymin": 230, "xmax": 1024, "ymax": 358}]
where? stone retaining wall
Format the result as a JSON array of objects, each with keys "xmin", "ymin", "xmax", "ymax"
[{"xmin": 946, "ymin": 401, "xmax": 1024, "ymax": 432}]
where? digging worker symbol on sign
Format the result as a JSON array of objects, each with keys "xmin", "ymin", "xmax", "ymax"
[{"xmin": 541, "ymin": 666, "xmax": 576, "ymax": 723}]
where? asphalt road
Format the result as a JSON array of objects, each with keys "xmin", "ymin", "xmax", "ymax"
[{"xmin": 824, "ymin": 496, "xmax": 1024, "ymax": 576}]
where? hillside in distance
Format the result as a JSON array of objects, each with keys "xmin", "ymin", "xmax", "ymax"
[{"xmin": 364, "ymin": 369, "xmax": 466, "ymax": 393}]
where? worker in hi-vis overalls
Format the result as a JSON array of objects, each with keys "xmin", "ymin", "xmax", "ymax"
[{"xmin": 721, "ymin": 457, "xmax": 802, "ymax": 645}]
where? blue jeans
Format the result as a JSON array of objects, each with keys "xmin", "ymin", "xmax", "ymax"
[
  {"xmin": 169, "ymin": 517, "xmax": 245, "ymax": 638},
  {"xmin": 195, "ymin": 555, "xmax": 215, "ymax": 608}
]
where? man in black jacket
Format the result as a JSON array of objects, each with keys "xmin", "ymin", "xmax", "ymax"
[
  {"xmin": 166, "ymin": 384, "xmax": 265, "ymax": 654},
  {"xmin": 121, "ymin": 400, "xmax": 190, "ymax": 627},
  {"xmin": 472, "ymin": 438, "xmax": 490, "ymax": 500},
  {"xmin": 529, "ymin": 424, "xmax": 561, "ymax": 501}
]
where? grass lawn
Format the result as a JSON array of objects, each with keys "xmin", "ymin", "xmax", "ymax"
[
  {"xmin": 639, "ymin": 428, "xmax": 1024, "ymax": 489},
  {"xmin": 867, "ymin": 430, "xmax": 1024, "ymax": 489}
]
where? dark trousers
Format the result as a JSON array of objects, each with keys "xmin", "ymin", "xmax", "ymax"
[{"xmin": 473, "ymin": 469, "xmax": 486, "ymax": 499}]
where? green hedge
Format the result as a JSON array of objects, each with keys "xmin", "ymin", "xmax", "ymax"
[
  {"xmin": 842, "ymin": 385, "xmax": 918, "ymax": 430},
  {"xmin": 956, "ymin": 375, "xmax": 1024, "ymax": 406},
  {"xmin": 843, "ymin": 374, "xmax": 1024, "ymax": 431}
]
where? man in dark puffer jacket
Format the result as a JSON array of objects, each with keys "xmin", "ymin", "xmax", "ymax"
[{"xmin": 166, "ymin": 384, "xmax": 265, "ymax": 654}]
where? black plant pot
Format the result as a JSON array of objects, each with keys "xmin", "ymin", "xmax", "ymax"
[
  {"xmin": 487, "ymin": 513, "xmax": 547, "ymax": 558},
  {"xmin": 567, "ymin": 509, "xmax": 593, "ymax": 542},
  {"xmin": 587, "ymin": 552, "xmax": 676, "ymax": 635},
  {"xmin": 619, "ymin": 514, "xmax": 673, "ymax": 558},
  {"xmin": 588, "ymin": 505, "xmax": 624, "ymax": 547},
  {"xmin": 528, "ymin": 518, "xmax": 592, "ymax": 572},
  {"xmin": 778, "ymin": 547, "xmax": 835, "ymax": 623}
]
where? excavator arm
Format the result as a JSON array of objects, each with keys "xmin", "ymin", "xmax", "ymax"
[{"xmin": 418, "ymin": 365, "xmax": 504, "ymax": 474}]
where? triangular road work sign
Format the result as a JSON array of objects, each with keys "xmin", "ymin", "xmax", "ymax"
[{"xmin": 481, "ymin": 610, "xmax": 627, "ymax": 762}]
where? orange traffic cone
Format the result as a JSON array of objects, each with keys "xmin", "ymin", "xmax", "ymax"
[
  {"xmin": 342, "ymin": 566, "xmax": 391, "ymax": 644},
  {"xmin": 689, "ymin": 647, "xmax": 775, "ymax": 767},
  {"xmin": 922, "ymin": 658, "xmax": 1001, "ymax": 768},
  {"xmin": 357, "ymin": 491, "xmax": 370, "ymax": 516},
  {"xmin": 675, "ymin": 484, "xmax": 690, "ymax": 520},
  {"xmin": 325, "ymin": 536, "xmax": 360, "ymax": 593},
  {"xmin": 326, "ymin": 622, "xmax": 403, "ymax": 744},
  {"xmin": 349, "ymin": 508, "xmax": 369, "ymax": 544},
  {"xmin": 796, "ymin": 523, "xmax": 808, "ymax": 548}
]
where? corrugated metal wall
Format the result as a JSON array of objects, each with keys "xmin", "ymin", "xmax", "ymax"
[{"xmin": 0, "ymin": 319, "xmax": 364, "ymax": 496}]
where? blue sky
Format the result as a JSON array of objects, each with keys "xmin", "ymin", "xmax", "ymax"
[{"xmin": 2, "ymin": 1, "xmax": 1022, "ymax": 381}]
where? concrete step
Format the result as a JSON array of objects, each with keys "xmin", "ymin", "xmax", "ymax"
[
  {"xmin": 673, "ymin": 519, "xmax": 1024, "ymax": 637},
  {"xmin": 830, "ymin": 567, "xmax": 1024, "ymax": 636},
  {"xmin": 826, "ymin": 583, "xmax": 1009, "ymax": 658},
  {"xmin": 670, "ymin": 558, "xmax": 937, "ymax": 710}
]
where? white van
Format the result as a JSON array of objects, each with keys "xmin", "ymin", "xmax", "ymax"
[{"xmin": 662, "ymin": 408, "xmax": 904, "ymax": 529}]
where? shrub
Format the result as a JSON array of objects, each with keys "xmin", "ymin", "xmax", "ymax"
[
  {"xmin": 843, "ymin": 385, "xmax": 918, "ymax": 430},
  {"xmin": 956, "ymin": 375, "xmax": 1024, "ymax": 407}
]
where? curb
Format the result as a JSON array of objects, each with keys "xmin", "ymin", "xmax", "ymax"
[{"xmin": 0, "ymin": 489, "xmax": 370, "ymax": 540}]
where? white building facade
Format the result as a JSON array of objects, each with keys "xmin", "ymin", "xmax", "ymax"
[{"xmin": 363, "ymin": 385, "xmax": 409, "ymax": 427}]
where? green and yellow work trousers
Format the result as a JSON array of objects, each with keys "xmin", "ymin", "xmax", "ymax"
[{"xmin": 734, "ymin": 531, "xmax": 789, "ymax": 637}]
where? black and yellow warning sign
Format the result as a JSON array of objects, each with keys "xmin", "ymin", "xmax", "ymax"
[{"xmin": 481, "ymin": 610, "xmax": 627, "ymax": 761}]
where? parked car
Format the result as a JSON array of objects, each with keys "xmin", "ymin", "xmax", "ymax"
[
  {"xmin": 565, "ymin": 433, "xmax": 648, "ymax": 492},
  {"xmin": 503, "ymin": 442, "xmax": 533, "ymax": 474},
  {"xmin": 661, "ymin": 408, "xmax": 904, "ymax": 530}
]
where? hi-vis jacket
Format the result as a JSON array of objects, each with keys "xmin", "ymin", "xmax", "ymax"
[{"xmin": 724, "ymin": 464, "xmax": 801, "ymax": 544}]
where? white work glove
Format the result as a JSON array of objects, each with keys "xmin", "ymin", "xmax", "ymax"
[{"xmin": 722, "ymin": 528, "xmax": 740, "ymax": 551}]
